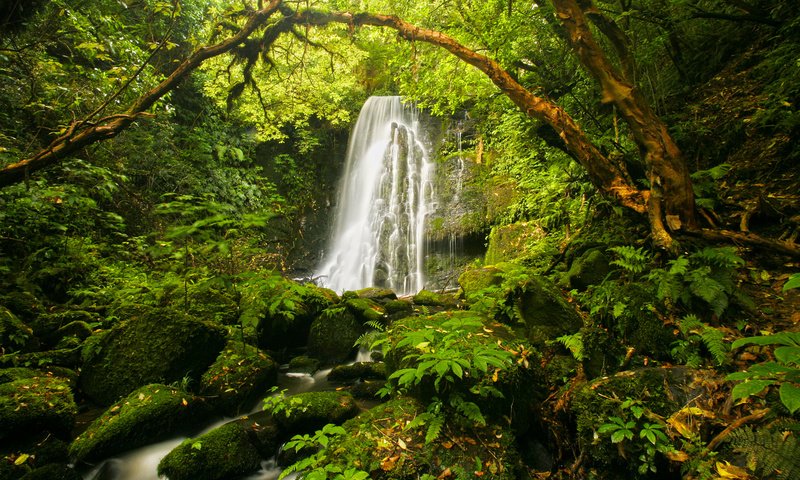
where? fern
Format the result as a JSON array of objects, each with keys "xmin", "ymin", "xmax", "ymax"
[
  {"xmin": 555, "ymin": 332, "xmax": 585, "ymax": 361},
  {"xmin": 608, "ymin": 245, "xmax": 651, "ymax": 276},
  {"xmin": 677, "ymin": 314, "xmax": 728, "ymax": 366},
  {"xmin": 728, "ymin": 426, "xmax": 800, "ymax": 480}
]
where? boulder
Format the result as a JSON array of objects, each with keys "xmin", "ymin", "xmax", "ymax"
[
  {"xmin": 307, "ymin": 307, "xmax": 362, "ymax": 364},
  {"xmin": 200, "ymin": 340, "xmax": 278, "ymax": 415},
  {"xmin": 157, "ymin": 422, "xmax": 262, "ymax": 480},
  {"xmin": 0, "ymin": 376, "xmax": 76, "ymax": 442},
  {"xmin": 562, "ymin": 248, "xmax": 611, "ymax": 290},
  {"xmin": 269, "ymin": 391, "xmax": 360, "ymax": 435},
  {"xmin": 0, "ymin": 430, "xmax": 70, "ymax": 479},
  {"xmin": 354, "ymin": 287, "xmax": 397, "ymax": 303},
  {"xmin": 327, "ymin": 362, "xmax": 386, "ymax": 383},
  {"xmin": 412, "ymin": 289, "xmax": 458, "ymax": 308},
  {"xmin": 287, "ymin": 355, "xmax": 320, "ymax": 374},
  {"xmin": 485, "ymin": 221, "xmax": 545, "ymax": 265},
  {"xmin": 458, "ymin": 265, "xmax": 504, "ymax": 299},
  {"xmin": 69, "ymin": 384, "xmax": 213, "ymax": 463},
  {"xmin": 0, "ymin": 346, "xmax": 82, "ymax": 369},
  {"xmin": 79, "ymin": 308, "xmax": 227, "ymax": 405},
  {"xmin": 0, "ymin": 366, "xmax": 78, "ymax": 390},
  {"xmin": 255, "ymin": 281, "xmax": 336, "ymax": 352},
  {"xmin": 343, "ymin": 296, "xmax": 385, "ymax": 324},
  {"xmin": 384, "ymin": 298, "xmax": 413, "ymax": 318},
  {"xmin": 20, "ymin": 464, "xmax": 82, "ymax": 480},
  {"xmin": 513, "ymin": 275, "xmax": 583, "ymax": 345}
]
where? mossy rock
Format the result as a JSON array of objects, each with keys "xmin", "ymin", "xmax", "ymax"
[
  {"xmin": 0, "ymin": 306, "xmax": 35, "ymax": 353},
  {"xmin": 355, "ymin": 287, "xmax": 397, "ymax": 303},
  {"xmin": 200, "ymin": 340, "xmax": 278, "ymax": 415},
  {"xmin": 485, "ymin": 222, "xmax": 545, "ymax": 265},
  {"xmin": 158, "ymin": 422, "xmax": 261, "ymax": 480},
  {"xmin": 79, "ymin": 307, "xmax": 227, "ymax": 405},
  {"xmin": 384, "ymin": 299, "xmax": 413, "ymax": 318},
  {"xmin": 0, "ymin": 376, "xmax": 76, "ymax": 442},
  {"xmin": 0, "ymin": 346, "xmax": 82, "ymax": 369},
  {"xmin": 327, "ymin": 362, "xmax": 387, "ymax": 383},
  {"xmin": 255, "ymin": 280, "xmax": 336, "ymax": 352},
  {"xmin": 411, "ymin": 289, "xmax": 458, "ymax": 308},
  {"xmin": 458, "ymin": 266, "xmax": 504, "ymax": 299},
  {"xmin": 307, "ymin": 307, "xmax": 363, "ymax": 364},
  {"xmin": 287, "ymin": 355, "xmax": 320, "ymax": 374},
  {"xmin": 0, "ymin": 292, "xmax": 43, "ymax": 324},
  {"xmin": 309, "ymin": 396, "xmax": 522, "ymax": 479},
  {"xmin": 344, "ymin": 297, "xmax": 386, "ymax": 324},
  {"xmin": 562, "ymin": 248, "xmax": 611, "ymax": 290},
  {"xmin": 271, "ymin": 391, "xmax": 359, "ymax": 435},
  {"xmin": 31, "ymin": 310, "xmax": 98, "ymax": 348},
  {"xmin": 0, "ymin": 366, "xmax": 77, "ymax": 390},
  {"xmin": 69, "ymin": 384, "xmax": 213, "ymax": 463},
  {"xmin": 19, "ymin": 464, "xmax": 81, "ymax": 480},
  {"xmin": 55, "ymin": 321, "xmax": 93, "ymax": 342},
  {"xmin": 513, "ymin": 275, "xmax": 583, "ymax": 345}
]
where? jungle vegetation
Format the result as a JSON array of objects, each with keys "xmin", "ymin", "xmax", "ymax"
[{"xmin": 1, "ymin": 0, "xmax": 799, "ymax": 479}]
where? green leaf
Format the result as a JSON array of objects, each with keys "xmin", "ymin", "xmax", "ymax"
[
  {"xmin": 731, "ymin": 379, "xmax": 775, "ymax": 400},
  {"xmin": 782, "ymin": 273, "xmax": 800, "ymax": 292},
  {"xmin": 775, "ymin": 346, "xmax": 800, "ymax": 365},
  {"xmin": 611, "ymin": 430, "xmax": 628, "ymax": 443},
  {"xmin": 451, "ymin": 362, "xmax": 463, "ymax": 378},
  {"xmin": 779, "ymin": 383, "xmax": 800, "ymax": 414}
]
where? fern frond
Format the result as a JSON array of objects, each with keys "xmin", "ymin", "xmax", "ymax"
[
  {"xmin": 693, "ymin": 247, "xmax": 744, "ymax": 269},
  {"xmin": 556, "ymin": 332, "xmax": 585, "ymax": 361},
  {"xmin": 608, "ymin": 246, "xmax": 650, "ymax": 275},
  {"xmin": 728, "ymin": 427, "xmax": 800, "ymax": 480}
]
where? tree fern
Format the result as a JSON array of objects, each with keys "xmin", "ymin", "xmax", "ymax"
[{"xmin": 727, "ymin": 426, "xmax": 800, "ymax": 480}]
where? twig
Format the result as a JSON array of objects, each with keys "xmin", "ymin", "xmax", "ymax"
[{"xmin": 705, "ymin": 408, "xmax": 769, "ymax": 452}]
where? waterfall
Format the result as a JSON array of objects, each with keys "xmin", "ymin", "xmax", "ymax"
[{"xmin": 316, "ymin": 96, "xmax": 435, "ymax": 295}]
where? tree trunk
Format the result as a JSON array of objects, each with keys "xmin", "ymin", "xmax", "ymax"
[
  {"xmin": 551, "ymin": 0, "xmax": 697, "ymax": 249},
  {"xmin": 291, "ymin": 10, "xmax": 646, "ymax": 214}
]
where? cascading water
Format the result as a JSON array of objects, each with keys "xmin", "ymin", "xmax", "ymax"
[{"xmin": 316, "ymin": 96, "xmax": 435, "ymax": 295}]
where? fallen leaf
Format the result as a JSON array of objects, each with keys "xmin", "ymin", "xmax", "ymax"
[
  {"xmin": 437, "ymin": 468, "xmax": 452, "ymax": 479},
  {"xmin": 14, "ymin": 454, "xmax": 29, "ymax": 465},
  {"xmin": 716, "ymin": 461, "xmax": 751, "ymax": 479},
  {"xmin": 181, "ymin": 398, "xmax": 188, "ymax": 406}
]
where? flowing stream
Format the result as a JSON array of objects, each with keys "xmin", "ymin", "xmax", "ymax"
[
  {"xmin": 316, "ymin": 96, "xmax": 436, "ymax": 295},
  {"xmin": 80, "ymin": 352, "xmax": 375, "ymax": 480}
]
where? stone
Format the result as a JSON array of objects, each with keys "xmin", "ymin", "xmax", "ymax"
[
  {"xmin": 255, "ymin": 281, "xmax": 335, "ymax": 353},
  {"xmin": 307, "ymin": 307, "xmax": 363, "ymax": 364},
  {"xmin": 79, "ymin": 307, "xmax": 227, "ymax": 405},
  {"xmin": 0, "ymin": 376, "xmax": 76, "ymax": 442},
  {"xmin": 354, "ymin": 287, "xmax": 397, "ymax": 303},
  {"xmin": 200, "ymin": 340, "xmax": 278, "ymax": 415},
  {"xmin": 327, "ymin": 362, "xmax": 387, "ymax": 383},
  {"xmin": 458, "ymin": 265, "xmax": 504, "ymax": 299},
  {"xmin": 287, "ymin": 355, "xmax": 320, "ymax": 374},
  {"xmin": 412, "ymin": 289, "xmax": 458, "ymax": 308},
  {"xmin": 69, "ymin": 384, "xmax": 213, "ymax": 463},
  {"xmin": 484, "ymin": 222, "xmax": 545, "ymax": 264},
  {"xmin": 514, "ymin": 275, "xmax": 583, "ymax": 345},
  {"xmin": 20, "ymin": 464, "xmax": 82, "ymax": 480},
  {"xmin": 563, "ymin": 248, "xmax": 611, "ymax": 290}
]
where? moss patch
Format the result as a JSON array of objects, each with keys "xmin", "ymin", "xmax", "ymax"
[
  {"xmin": 485, "ymin": 222, "xmax": 545, "ymax": 265},
  {"xmin": 328, "ymin": 362, "xmax": 387, "ymax": 383},
  {"xmin": 200, "ymin": 340, "xmax": 278, "ymax": 415},
  {"xmin": 307, "ymin": 307, "xmax": 363, "ymax": 364},
  {"xmin": 0, "ymin": 376, "xmax": 76, "ymax": 442},
  {"xmin": 271, "ymin": 391, "xmax": 360, "ymax": 436},
  {"xmin": 158, "ymin": 422, "xmax": 261, "ymax": 480},
  {"xmin": 412, "ymin": 290, "xmax": 458, "ymax": 308},
  {"xmin": 69, "ymin": 384, "xmax": 213, "ymax": 463},
  {"xmin": 79, "ymin": 307, "xmax": 227, "ymax": 405},
  {"xmin": 0, "ymin": 306, "xmax": 35, "ymax": 353},
  {"xmin": 19, "ymin": 464, "xmax": 81, "ymax": 480}
]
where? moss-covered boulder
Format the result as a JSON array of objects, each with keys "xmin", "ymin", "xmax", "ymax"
[
  {"xmin": 343, "ymin": 296, "xmax": 386, "ymax": 324},
  {"xmin": 384, "ymin": 299, "xmax": 413, "ymax": 318},
  {"xmin": 1, "ymin": 429, "xmax": 70, "ymax": 479},
  {"xmin": 0, "ymin": 306, "xmax": 35, "ymax": 353},
  {"xmin": 562, "ymin": 248, "xmax": 611, "ymax": 290},
  {"xmin": 327, "ymin": 362, "xmax": 386, "ymax": 383},
  {"xmin": 0, "ymin": 366, "xmax": 78, "ymax": 390},
  {"xmin": 304, "ymin": 396, "xmax": 522, "ymax": 479},
  {"xmin": 158, "ymin": 422, "xmax": 262, "ymax": 480},
  {"xmin": 412, "ymin": 289, "xmax": 458, "ymax": 308},
  {"xmin": 307, "ymin": 307, "xmax": 363, "ymax": 364},
  {"xmin": 31, "ymin": 310, "xmax": 99, "ymax": 348},
  {"xmin": 0, "ymin": 346, "xmax": 82, "ymax": 369},
  {"xmin": 200, "ymin": 341, "xmax": 278, "ymax": 415},
  {"xmin": 513, "ymin": 275, "xmax": 583, "ymax": 345},
  {"xmin": 485, "ymin": 221, "xmax": 545, "ymax": 265},
  {"xmin": 79, "ymin": 308, "xmax": 227, "ymax": 405},
  {"xmin": 355, "ymin": 287, "xmax": 397, "ymax": 303},
  {"xmin": 458, "ymin": 265, "xmax": 504, "ymax": 299},
  {"xmin": 287, "ymin": 355, "xmax": 320, "ymax": 374},
  {"xmin": 270, "ymin": 391, "xmax": 360, "ymax": 435},
  {"xmin": 0, "ymin": 376, "xmax": 76, "ymax": 441},
  {"xmin": 255, "ymin": 280, "xmax": 336, "ymax": 353},
  {"xmin": 69, "ymin": 384, "xmax": 213, "ymax": 463}
]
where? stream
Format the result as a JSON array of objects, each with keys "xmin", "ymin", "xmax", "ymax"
[{"xmin": 81, "ymin": 350, "xmax": 374, "ymax": 480}]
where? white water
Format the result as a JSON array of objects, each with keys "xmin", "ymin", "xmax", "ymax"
[{"xmin": 316, "ymin": 96, "xmax": 435, "ymax": 295}]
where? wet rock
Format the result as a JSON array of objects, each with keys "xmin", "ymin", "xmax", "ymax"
[
  {"xmin": 271, "ymin": 391, "xmax": 360, "ymax": 435},
  {"xmin": 343, "ymin": 296, "xmax": 386, "ymax": 324},
  {"xmin": 307, "ymin": 306, "xmax": 363, "ymax": 364},
  {"xmin": 327, "ymin": 362, "xmax": 386, "ymax": 383},
  {"xmin": 354, "ymin": 287, "xmax": 397, "ymax": 303},
  {"xmin": 200, "ymin": 340, "xmax": 278, "ymax": 415},
  {"xmin": 412, "ymin": 289, "xmax": 458, "ymax": 308},
  {"xmin": 69, "ymin": 384, "xmax": 213, "ymax": 463},
  {"xmin": 287, "ymin": 355, "xmax": 320, "ymax": 374},
  {"xmin": 79, "ymin": 307, "xmax": 227, "ymax": 405},
  {"xmin": 384, "ymin": 298, "xmax": 413, "ymax": 319},
  {"xmin": 158, "ymin": 422, "xmax": 261, "ymax": 480},
  {"xmin": 0, "ymin": 376, "xmax": 76, "ymax": 442},
  {"xmin": 255, "ymin": 281, "xmax": 336, "ymax": 353},
  {"xmin": 19, "ymin": 464, "xmax": 81, "ymax": 480}
]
